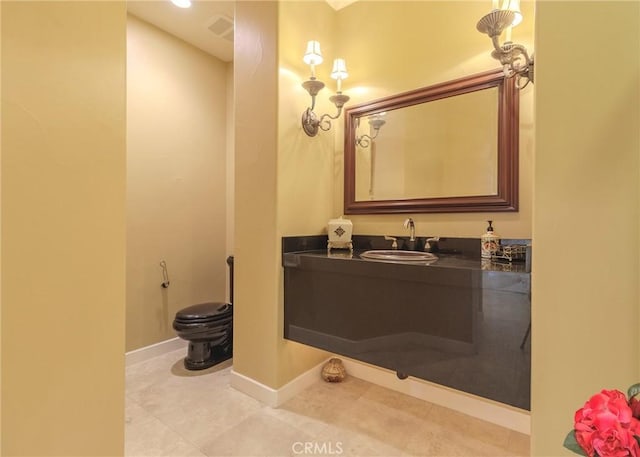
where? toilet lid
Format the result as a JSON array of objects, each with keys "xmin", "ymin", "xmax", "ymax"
[{"xmin": 175, "ymin": 302, "xmax": 232, "ymax": 321}]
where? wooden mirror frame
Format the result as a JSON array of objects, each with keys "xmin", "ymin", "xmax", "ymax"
[{"xmin": 343, "ymin": 69, "xmax": 519, "ymax": 214}]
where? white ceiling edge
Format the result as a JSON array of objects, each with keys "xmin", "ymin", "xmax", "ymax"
[
  {"xmin": 325, "ymin": 0, "xmax": 359, "ymax": 11},
  {"xmin": 126, "ymin": 0, "xmax": 359, "ymax": 62}
]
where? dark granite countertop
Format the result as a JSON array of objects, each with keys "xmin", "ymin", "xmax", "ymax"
[{"xmin": 282, "ymin": 235, "xmax": 531, "ymax": 274}]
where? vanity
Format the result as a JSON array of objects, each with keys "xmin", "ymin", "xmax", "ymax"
[
  {"xmin": 283, "ymin": 235, "xmax": 531, "ymax": 411},
  {"xmin": 283, "ymin": 68, "xmax": 530, "ymax": 410}
]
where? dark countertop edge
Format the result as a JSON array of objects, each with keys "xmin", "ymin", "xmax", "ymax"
[
  {"xmin": 282, "ymin": 235, "xmax": 530, "ymax": 273},
  {"xmin": 283, "ymin": 249, "xmax": 530, "ymax": 274},
  {"xmin": 282, "ymin": 235, "xmax": 530, "ymax": 253},
  {"xmin": 282, "ymin": 235, "xmax": 531, "ymax": 275}
]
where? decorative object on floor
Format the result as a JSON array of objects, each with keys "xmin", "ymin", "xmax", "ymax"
[
  {"xmin": 321, "ymin": 358, "xmax": 346, "ymax": 383},
  {"xmin": 563, "ymin": 383, "xmax": 640, "ymax": 456}
]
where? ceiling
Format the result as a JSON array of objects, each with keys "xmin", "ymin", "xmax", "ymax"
[
  {"xmin": 126, "ymin": 0, "xmax": 359, "ymax": 63},
  {"xmin": 127, "ymin": 1, "xmax": 235, "ymax": 62}
]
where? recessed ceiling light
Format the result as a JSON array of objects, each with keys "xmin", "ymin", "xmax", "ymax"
[{"xmin": 171, "ymin": 0, "xmax": 191, "ymax": 8}]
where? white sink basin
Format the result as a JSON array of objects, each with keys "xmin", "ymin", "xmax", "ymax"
[{"xmin": 360, "ymin": 250, "xmax": 438, "ymax": 263}]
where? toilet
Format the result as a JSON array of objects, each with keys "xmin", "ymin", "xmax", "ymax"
[{"xmin": 172, "ymin": 256, "xmax": 234, "ymax": 370}]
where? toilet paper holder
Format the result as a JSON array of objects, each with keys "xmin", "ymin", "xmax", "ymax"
[{"xmin": 160, "ymin": 260, "xmax": 170, "ymax": 288}]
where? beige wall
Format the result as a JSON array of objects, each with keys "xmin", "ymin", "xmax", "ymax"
[
  {"xmin": 335, "ymin": 1, "xmax": 535, "ymax": 239},
  {"xmin": 126, "ymin": 16, "xmax": 229, "ymax": 351},
  {"xmin": 233, "ymin": 1, "xmax": 281, "ymax": 387},
  {"xmin": 1, "ymin": 2, "xmax": 126, "ymax": 455},
  {"xmin": 532, "ymin": 2, "xmax": 640, "ymax": 455},
  {"xmin": 233, "ymin": 1, "xmax": 332, "ymax": 389},
  {"xmin": 0, "ymin": 2, "xmax": 3, "ymax": 449},
  {"xmin": 225, "ymin": 63, "xmax": 235, "ymax": 302},
  {"xmin": 277, "ymin": 1, "xmax": 338, "ymax": 383}
]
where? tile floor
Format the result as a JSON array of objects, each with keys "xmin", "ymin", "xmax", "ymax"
[{"xmin": 126, "ymin": 349, "xmax": 530, "ymax": 456}]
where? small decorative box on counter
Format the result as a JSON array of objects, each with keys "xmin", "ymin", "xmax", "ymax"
[{"xmin": 327, "ymin": 216, "xmax": 353, "ymax": 252}]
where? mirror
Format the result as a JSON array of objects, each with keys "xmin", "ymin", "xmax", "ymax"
[{"xmin": 344, "ymin": 69, "xmax": 519, "ymax": 214}]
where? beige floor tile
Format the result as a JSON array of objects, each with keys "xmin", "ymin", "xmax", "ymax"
[
  {"xmin": 126, "ymin": 349, "xmax": 188, "ymax": 396},
  {"xmin": 507, "ymin": 431, "xmax": 531, "ymax": 456},
  {"xmin": 361, "ymin": 384, "xmax": 434, "ymax": 422},
  {"xmin": 426, "ymin": 404, "xmax": 511, "ymax": 450},
  {"xmin": 263, "ymin": 401, "xmax": 333, "ymax": 438},
  {"xmin": 125, "ymin": 351, "xmax": 529, "ymax": 457},
  {"xmin": 125, "ymin": 400, "xmax": 206, "ymax": 457},
  {"xmin": 200, "ymin": 413, "xmax": 315, "ymax": 457},
  {"xmin": 330, "ymin": 394, "xmax": 426, "ymax": 452},
  {"xmin": 126, "ymin": 396, "xmax": 155, "ymax": 428},
  {"xmin": 128, "ymin": 357, "xmax": 232, "ymax": 409},
  {"xmin": 279, "ymin": 376, "xmax": 371, "ymax": 426},
  {"xmin": 315, "ymin": 423, "xmax": 409, "ymax": 457},
  {"xmin": 405, "ymin": 431, "xmax": 511, "ymax": 457},
  {"xmin": 153, "ymin": 385, "xmax": 266, "ymax": 448},
  {"xmin": 131, "ymin": 362, "xmax": 264, "ymax": 447}
]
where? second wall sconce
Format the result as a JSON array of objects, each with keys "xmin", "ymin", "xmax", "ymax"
[
  {"xmin": 301, "ymin": 41, "xmax": 350, "ymax": 137},
  {"xmin": 476, "ymin": 0, "xmax": 534, "ymax": 89}
]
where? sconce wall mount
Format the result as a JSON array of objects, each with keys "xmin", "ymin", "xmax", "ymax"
[
  {"xmin": 300, "ymin": 41, "xmax": 350, "ymax": 137},
  {"xmin": 476, "ymin": 7, "xmax": 534, "ymax": 89}
]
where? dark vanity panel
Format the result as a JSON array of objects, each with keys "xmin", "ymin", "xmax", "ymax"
[{"xmin": 283, "ymin": 236, "xmax": 531, "ymax": 410}]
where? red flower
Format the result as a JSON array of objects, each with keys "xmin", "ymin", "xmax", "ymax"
[{"xmin": 574, "ymin": 389, "xmax": 640, "ymax": 457}]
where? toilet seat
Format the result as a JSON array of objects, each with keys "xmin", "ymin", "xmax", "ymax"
[
  {"xmin": 173, "ymin": 302, "xmax": 233, "ymax": 332},
  {"xmin": 175, "ymin": 302, "xmax": 231, "ymax": 322}
]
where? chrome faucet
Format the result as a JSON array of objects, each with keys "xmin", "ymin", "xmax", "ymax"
[
  {"xmin": 384, "ymin": 235, "xmax": 398, "ymax": 249},
  {"xmin": 403, "ymin": 218, "xmax": 416, "ymax": 242},
  {"xmin": 425, "ymin": 237, "xmax": 440, "ymax": 253}
]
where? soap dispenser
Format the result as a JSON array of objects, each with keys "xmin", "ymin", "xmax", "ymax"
[{"xmin": 481, "ymin": 220, "xmax": 500, "ymax": 259}]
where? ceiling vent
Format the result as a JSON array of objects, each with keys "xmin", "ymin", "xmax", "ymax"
[{"xmin": 207, "ymin": 14, "xmax": 234, "ymax": 42}]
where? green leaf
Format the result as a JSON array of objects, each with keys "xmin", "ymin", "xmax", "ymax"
[
  {"xmin": 627, "ymin": 383, "xmax": 640, "ymax": 399},
  {"xmin": 634, "ymin": 435, "xmax": 640, "ymax": 447},
  {"xmin": 563, "ymin": 430, "xmax": 588, "ymax": 456}
]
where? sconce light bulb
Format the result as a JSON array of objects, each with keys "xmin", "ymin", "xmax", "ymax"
[
  {"xmin": 331, "ymin": 58, "xmax": 348, "ymax": 93},
  {"xmin": 303, "ymin": 41, "xmax": 323, "ymax": 66},
  {"xmin": 170, "ymin": 0, "xmax": 192, "ymax": 8},
  {"xmin": 511, "ymin": 11, "xmax": 523, "ymax": 27},
  {"xmin": 330, "ymin": 58, "xmax": 349, "ymax": 81},
  {"xmin": 501, "ymin": 0, "xmax": 522, "ymax": 26}
]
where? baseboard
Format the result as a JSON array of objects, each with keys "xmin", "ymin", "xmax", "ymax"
[
  {"xmin": 340, "ymin": 357, "xmax": 531, "ymax": 435},
  {"xmin": 125, "ymin": 337, "xmax": 188, "ymax": 366},
  {"xmin": 230, "ymin": 358, "xmax": 329, "ymax": 408},
  {"xmin": 230, "ymin": 355, "xmax": 529, "ymax": 435}
]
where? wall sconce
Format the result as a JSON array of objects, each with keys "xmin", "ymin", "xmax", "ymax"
[
  {"xmin": 301, "ymin": 41, "xmax": 350, "ymax": 137},
  {"xmin": 476, "ymin": 0, "xmax": 534, "ymax": 89},
  {"xmin": 356, "ymin": 114, "xmax": 386, "ymax": 147}
]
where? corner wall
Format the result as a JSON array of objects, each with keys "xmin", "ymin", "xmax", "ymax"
[
  {"xmin": 233, "ymin": 1, "xmax": 281, "ymax": 388},
  {"xmin": 532, "ymin": 1, "xmax": 640, "ymax": 455},
  {"xmin": 233, "ymin": 1, "xmax": 332, "ymax": 390},
  {"xmin": 126, "ymin": 15, "xmax": 228, "ymax": 351},
  {"xmin": 276, "ymin": 1, "xmax": 338, "ymax": 384},
  {"xmin": 1, "ymin": 2, "xmax": 126, "ymax": 454}
]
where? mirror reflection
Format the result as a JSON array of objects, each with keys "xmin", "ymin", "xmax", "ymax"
[
  {"xmin": 355, "ymin": 88, "xmax": 499, "ymax": 202},
  {"xmin": 344, "ymin": 69, "xmax": 519, "ymax": 214}
]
